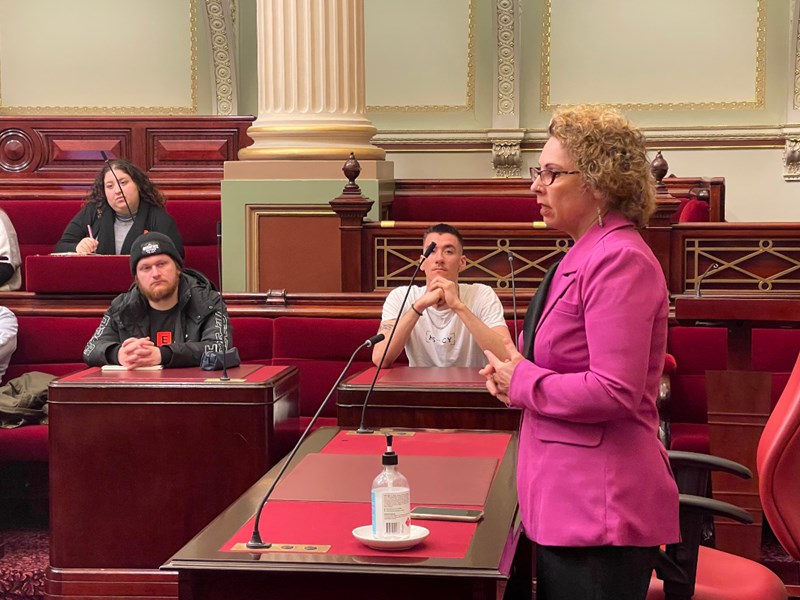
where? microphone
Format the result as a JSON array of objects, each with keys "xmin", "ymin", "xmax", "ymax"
[
  {"xmin": 695, "ymin": 262, "xmax": 720, "ymax": 298},
  {"xmin": 507, "ymin": 251, "xmax": 518, "ymax": 345},
  {"xmin": 100, "ymin": 151, "xmax": 135, "ymax": 222},
  {"xmin": 246, "ymin": 332, "xmax": 385, "ymax": 549},
  {"xmin": 357, "ymin": 241, "xmax": 437, "ymax": 434}
]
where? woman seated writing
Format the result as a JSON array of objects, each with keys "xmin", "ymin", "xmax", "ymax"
[{"xmin": 55, "ymin": 159, "xmax": 184, "ymax": 257}]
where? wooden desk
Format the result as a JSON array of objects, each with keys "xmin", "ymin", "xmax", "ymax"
[
  {"xmin": 336, "ymin": 366, "xmax": 520, "ymax": 431},
  {"xmin": 164, "ymin": 427, "xmax": 529, "ymax": 600},
  {"xmin": 674, "ymin": 297, "xmax": 800, "ymax": 560},
  {"xmin": 45, "ymin": 364, "xmax": 299, "ymax": 600}
]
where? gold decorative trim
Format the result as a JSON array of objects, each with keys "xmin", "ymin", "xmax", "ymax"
[
  {"xmin": 0, "ymin": 1, "xmax": 198, "ymax": 115},
  {"xmin": 496, "ymin": 0, "xmax": 515, "ymax": 116},
  {"xmin": 367, "ymin": 0, "xmax": 475, "ymax": 113},
  {"xmin": 683, "ymin": 236, "xmax": 800, "ymax": 295},
  {"xmin": 204, "ymin": 0, "xmax": 236, "ymax": 115},
  {"xmin": 372, "ymin": 235, "xmax": 570, "ymax": 289},
  {"xmin": 795, "ymin": 1, "xmax": 800, "ymax": 110},
  {"xmin": 540, "ymin": 0, "xmax": 766, "ymax": 112},
  {"xmin": 239, "ymin": 146, "xmax": 386, "ymax": 160}
]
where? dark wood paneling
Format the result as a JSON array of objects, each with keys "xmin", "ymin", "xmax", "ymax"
[{"xmin": 0, "ymin": 116, "xmax": 253, "ymax": 200}]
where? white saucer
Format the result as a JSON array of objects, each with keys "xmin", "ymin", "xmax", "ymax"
[{"xmin": 352, "ymin": 525, "xmax": 430, "ymax": 551}]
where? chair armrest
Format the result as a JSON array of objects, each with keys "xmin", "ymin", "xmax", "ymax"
[
  {"xmin": 668, "ymin": 450, "xmax": 752, "ymax": 479},
  {"xmin": 678, "ymin": 493, "xmax": 753, "ymax": 524}
]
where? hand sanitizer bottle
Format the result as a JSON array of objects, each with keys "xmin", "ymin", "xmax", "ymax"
[{"xmin": 371, "ymin": 434, "xmax": 411, "ymax": 540}]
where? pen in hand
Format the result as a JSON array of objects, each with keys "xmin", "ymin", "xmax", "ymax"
[{"xmin": 87, "ymin": 225, "xmax": 95, "ymax": 240}]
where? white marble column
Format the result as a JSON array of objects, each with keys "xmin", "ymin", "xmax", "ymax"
[{"xmin": 240, "ymin": 0, "xmax": 385, "ymax": 160}]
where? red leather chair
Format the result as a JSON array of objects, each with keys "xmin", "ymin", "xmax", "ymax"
[{"xmin": 647, "ymin": 352, "xmax": 800, "ymax": 599}]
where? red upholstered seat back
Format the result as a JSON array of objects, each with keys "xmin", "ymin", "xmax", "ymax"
[
  {"xmin": 4, "ymin": 316, "xmax": 99, "ymax": 383},
  {"xmin": 752, "ymin": 328, "xmax": 800, "ymax": 409},
  {"xmin": 271, "ymin": 317, "xmax": 407, "ymax": 419},
  {"xmin": 667, "ymin": 326, "xmax": 728, "ymax": 424},
  {"xmin": 231, "ymin": 317, "xmax": 273, "ymax": 364},
  {"xmin": 390, "ymin": 196, "xmax": 542, "ymax": 222},
  {"xmin": 758, "ymin": 351, "xmax": 800, "ymax": 560},
  {"xmin": 665, "ymin": 326, "xmax": 728, "ymax": 453},
  {"xmin": 0, "ymin": 200, "xmax": 83, "ymax": 287},
  {"xmin": 677, "ymin": 198, "xmax": 710, "ymax": 223},
  {"xmin": 167, "ymin": 200, "xmax": 220, "ymax": 289}
]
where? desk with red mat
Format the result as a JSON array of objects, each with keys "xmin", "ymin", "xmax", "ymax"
[
  {"xmin": 336, "ymin": 366, "xmax": 521, "ymax": 431},
  {"xmin": 45, "ymin": 365, "xmax": 300, "ymax": 600},
  {"xmin": 164, "ymin": 427, "xmax": 528, "ymax": 600}
]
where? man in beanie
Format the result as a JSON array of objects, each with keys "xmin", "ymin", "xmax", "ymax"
[{"xmin": 83, "ymin": 232, "xmax": 232, "ymax": 368}]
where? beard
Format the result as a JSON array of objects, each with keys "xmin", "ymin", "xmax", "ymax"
[{"xmin": 138, "ymin": 276, "xmax": 179, "ymax": 303}]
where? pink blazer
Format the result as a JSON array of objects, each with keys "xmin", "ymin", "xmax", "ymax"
[{"xmin": 510, "ymin": 211, "xmax": 680, "ymax": 547}]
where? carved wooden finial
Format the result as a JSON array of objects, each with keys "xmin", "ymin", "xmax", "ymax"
[
  {"xmin": 651, "ymin": 150, "xmax": 668, "ymax": 185},
  {"xmin": 342, "ymin": 152, "xmax": 361, "ymax": 194}
]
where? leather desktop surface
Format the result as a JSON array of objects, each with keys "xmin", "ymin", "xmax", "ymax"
[
  {"xmin": 345, "ymin": 366, "xmax": 486, "ymax": 387},
  {"xmin": 220, "ymin": 430, "xmax": 512, "ymax": 558},
  {"xmin": 56, "ymin": 364, "xmax": 277, "ymax": 383}
]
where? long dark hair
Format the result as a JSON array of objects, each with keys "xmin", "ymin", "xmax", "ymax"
[{"xmin": 84, "ymin": 159, "xmax": 167, "ymax": 218}]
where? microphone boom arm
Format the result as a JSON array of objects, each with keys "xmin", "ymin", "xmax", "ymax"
[
  {"xmin": 246, "ymin": 333, "xmax": 384, "ymax": 549},
  {"xmin": 357, "ymin": 241, "xmax": 436, "ymax": 433}
]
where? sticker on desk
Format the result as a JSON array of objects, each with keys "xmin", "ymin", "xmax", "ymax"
[
  {"xmin": 228, "ymin": 542, "xmax": 331, "ymax": 553},
  {"xmin": 204, "ymin": 377, "xmax": 247, "ymax": 383}
]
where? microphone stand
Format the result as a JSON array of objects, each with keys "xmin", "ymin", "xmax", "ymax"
[
  {"xmin": 246, "ymin": 333, "xmax": 385, "ymax": 549},
  {"xmin": 507, "ymin": 251, "xmax": 518, "ymax": 344},
  {"xmin": 694, "ymin": 262, "xmax": 720, "ymax": 298},
  {"xmin": 357, "ymin": 242, "xmax": 437, "ymax": 434},
  {"xmin": 100, "ymin": 151, "xmax": 136, "ymax": 222}
]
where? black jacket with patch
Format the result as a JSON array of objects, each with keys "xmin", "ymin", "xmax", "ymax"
[{"xmin": 83, "ymin": 269, "xmax": 231, "ymax": 368}]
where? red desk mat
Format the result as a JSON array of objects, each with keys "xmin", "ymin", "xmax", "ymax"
[
  {"xmin": 222, "ymin": 501, "xmax": 476, "ymax": 558},
  {"xmin": 322, "ymin": 430, "xmax": 511, "ymax": 459},
  {"xmin": 57, "ymin": 364, "xmax": 275, "ymax": 383},
  {"xmin": 271, "ymin": 454, "xmax": 497, "ymax": 505},
  {"xmin": 347, "ymin": 366, "xmax": 486, "ymax": 387}
]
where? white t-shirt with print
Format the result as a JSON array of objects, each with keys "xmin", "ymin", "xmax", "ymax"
[{"xmin": 382, "ymin": 283, "xmax": 507, "ymax": 368}]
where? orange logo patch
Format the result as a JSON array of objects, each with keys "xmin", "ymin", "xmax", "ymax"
[{"xmin": 156, "ymin": 332, "xmax": 172, "ymax": 346}]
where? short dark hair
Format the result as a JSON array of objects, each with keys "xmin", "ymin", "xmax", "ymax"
[{"xmin": 423, "ymin": 223, "xmax": 464, "ymax": 250}]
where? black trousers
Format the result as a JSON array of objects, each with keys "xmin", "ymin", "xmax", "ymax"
[{"xmin": 535, "ymin": 544, "xmax": 659, "ymax": 600}]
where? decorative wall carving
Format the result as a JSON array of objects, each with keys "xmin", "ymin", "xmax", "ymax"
[
  {"xmin": 0, "ymin": 129, "xmax": 34, "ymax": 172},
  {"xmin": 203, "ymin": 0, "xmax": 238, "ymax": 115},
  {"xmin": 491, "ymin": 139, "xmax": 522, "ymax": 178},
  {"xmin": 783, "ymin": 137, "xmax": 800, "ymax": 181},
  {"xmin": 496, "ymin": 0, "xmax": 515, "ymax": 116}
]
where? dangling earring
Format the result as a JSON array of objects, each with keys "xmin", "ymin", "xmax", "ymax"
[{"xmin": 597, "ymin": 207, "xmax": 605, "ymax": 228}]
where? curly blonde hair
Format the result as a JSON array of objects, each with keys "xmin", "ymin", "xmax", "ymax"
[{"xmin": 548, "ymin": 105, "xmax": 656, "ymax": 228}]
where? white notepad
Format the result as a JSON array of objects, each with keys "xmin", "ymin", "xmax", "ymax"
[{"xmin": 100, "ymin": 365, "xmax": 164, "ymax": 371}]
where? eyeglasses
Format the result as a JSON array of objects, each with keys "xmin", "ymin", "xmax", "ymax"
[{"xmin": 530, "ymin": 167, "xmax": 580, "ymax": 186}]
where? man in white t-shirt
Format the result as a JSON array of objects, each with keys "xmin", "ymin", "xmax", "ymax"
[{"xmin": 373, "ymin": 223, "xmax": 512, "ymax": 368}]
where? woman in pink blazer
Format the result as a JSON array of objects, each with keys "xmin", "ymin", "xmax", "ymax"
[{"xmin": 482, "ymin": 105, "xmax": 679, "ymax": 600}]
